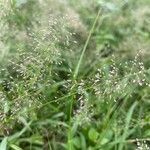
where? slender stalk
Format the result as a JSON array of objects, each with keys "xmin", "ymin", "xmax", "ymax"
[
  {"xmin": 73, "ymin": 8, "xmax": 102, "ymax": 80},
  {"xmin": 67, "ymin": 8, "xmax": 102, "ymax": 150}
]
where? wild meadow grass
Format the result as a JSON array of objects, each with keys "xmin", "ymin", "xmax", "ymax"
[{"xmin": 0, "ymin": 0, "xmax": 150, "ymax": 150}]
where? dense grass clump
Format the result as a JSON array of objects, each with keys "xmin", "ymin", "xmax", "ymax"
[{"xmin": 0, "ymin": 0, "xmax": 150, "ymax": 150}]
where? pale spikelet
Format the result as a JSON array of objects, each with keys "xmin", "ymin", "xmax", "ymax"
[
  {"xmin": 92, "ymin": 52, "xmax": 150, "ymax": 104},
  {"xmin": 73, "ymin": 81, "xmax": 93, "ymax": 125},
  {"xmin": 136, "ymin": 139, "xmax": 150, "ymax": 150}
]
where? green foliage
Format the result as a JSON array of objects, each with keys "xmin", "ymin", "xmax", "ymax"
[
  {"xmin": 88, "ymin": 128, "xmax": 99, "ymax": 142},
  {"xmin": 0, "ymin": 0, "xmax": 150, "ymax": 150},
  {"xmin": 0, "ymin": 137, "xmax": 7, "ymax": 150}
]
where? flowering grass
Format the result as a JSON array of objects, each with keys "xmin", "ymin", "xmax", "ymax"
[{"xmin": 0, "ymin": 0, "xmax": 150, "ymax": 150}]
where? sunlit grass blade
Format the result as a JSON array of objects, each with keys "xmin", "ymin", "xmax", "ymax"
[{"xmin": 118, "ymin": 102, "xmax": 138, "ymax": 150}]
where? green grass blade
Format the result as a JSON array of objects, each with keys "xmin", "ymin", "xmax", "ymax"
[
  {"xmin": 0, "ymin": 137, "xmax": 7, "ymax": 150},
  {"xmin": 118, "ymin": 102, "xmax": 138, "ymax": 150},
  {"xmin": 73, "ymin": 8, "xmax": 102, "ymax": 80}
]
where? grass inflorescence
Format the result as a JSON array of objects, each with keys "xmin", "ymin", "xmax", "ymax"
[{"xmin": 0, "ymin": 0, "xmax": 150, "ymax": 150}]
